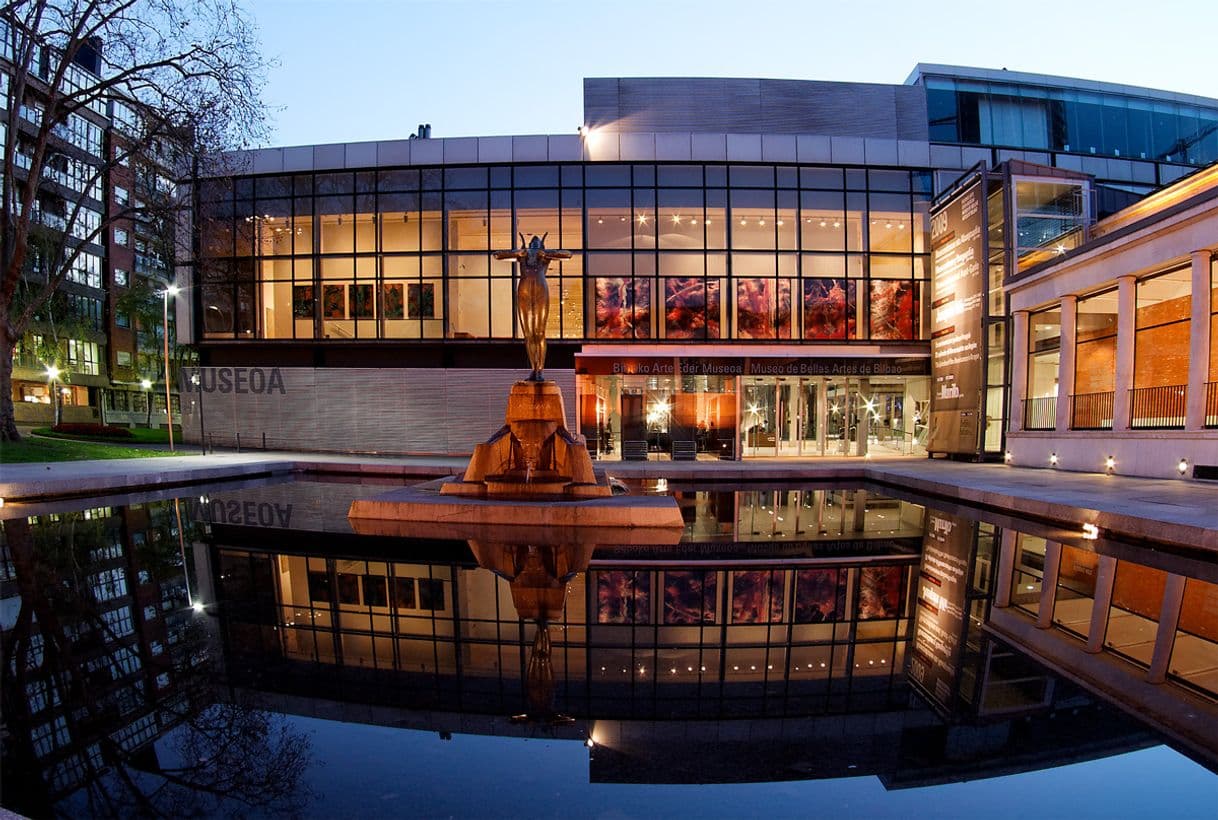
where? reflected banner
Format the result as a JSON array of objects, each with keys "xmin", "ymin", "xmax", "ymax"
[
  {"xmin": 928, "ymin": 178, "xmax": 985, "ymax": 455},
  {"xmin": 909, "ymin": 511, "xmax": 975, "ymax": 713}
]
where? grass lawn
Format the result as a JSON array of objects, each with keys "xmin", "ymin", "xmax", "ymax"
[
  {"xmin": 1, "ymin": 434, "xmax": 185, "ymax": 463},
  {"xmin": 32, "ymin": 426, "xmax": 175, "ymax": 444}
]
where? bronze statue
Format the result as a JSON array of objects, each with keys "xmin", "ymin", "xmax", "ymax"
[{"xmin": 495, "ymin": 234, "xmax": 570, "ymax": 381}]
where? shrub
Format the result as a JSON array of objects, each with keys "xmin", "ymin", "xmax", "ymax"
[{"xmin": 51, "ymin": 423, "xmax": 135, "ymax": 439}]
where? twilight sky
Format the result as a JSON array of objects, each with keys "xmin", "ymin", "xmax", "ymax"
[{"xmin": 250, "ymin": 0, "xmax": 1218, "ymax": 147}]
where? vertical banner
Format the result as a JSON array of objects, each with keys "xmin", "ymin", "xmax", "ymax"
[
  {"xmin": 908, "ymin": 511, "xmax": 975, "ymax": 715},
  {"xmin": 928, "ymin": 177, "xmax": 986, "ymax": 455}
]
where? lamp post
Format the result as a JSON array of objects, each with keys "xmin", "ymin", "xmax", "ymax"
[
  {"xmin": 140, "ymin": 377, "xmax": 152, "ymax": 428},
  {"xmin": 162, "ymin": 285, "xmax": 180, "ymax": 451},
  {"xmin": 45, "ymin": 364, "xmax": 60, "ymax": 426}
]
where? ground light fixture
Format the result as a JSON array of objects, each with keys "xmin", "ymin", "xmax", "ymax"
[
  {"xmin": 1178, "ymin": 458, "xmax": 1189, "ymax": 475},
  {"xmin": 1105, "ymin": 455, "xmax": 1116, "ymax": 473},
  {"xmin": 1004, "ymin": 451, "xmax": 1012, "ymax": 462},
  {"xmin": 1049, "ymin": 452, "xmax": 1058, "ymax": 466}
]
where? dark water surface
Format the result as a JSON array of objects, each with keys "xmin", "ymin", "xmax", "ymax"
[{"xmin": 2, "ymin": 477, "xmax": 1214, "ymax": 818}]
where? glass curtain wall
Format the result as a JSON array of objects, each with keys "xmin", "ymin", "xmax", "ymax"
[{"xmin": 198, "ymin": 164, "xmax": 931, "ymax": 345}]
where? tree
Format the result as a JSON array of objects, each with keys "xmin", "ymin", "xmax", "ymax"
[{"xmin": 1, "ymin": 0, "xmax": 270, "ymax": 441}]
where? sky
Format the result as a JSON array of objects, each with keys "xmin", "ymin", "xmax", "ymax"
[{"xmin": 249, "ymin": 0, "xmax": 1218, "ymax": 148}]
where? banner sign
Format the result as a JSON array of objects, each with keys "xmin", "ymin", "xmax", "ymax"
[
  {"xmin": 928, "ymin": 177, "xmax": 986, "ymax": 455},
  {"xmin": 908, "ymin": 511, "xmax": 975, "ymax": 714},
  {"xmin": 576, "ymin": 356, "xmax": 929, "ymax": 378}
]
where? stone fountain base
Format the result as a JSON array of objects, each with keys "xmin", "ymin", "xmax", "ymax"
[
  {"xmin": 440, "ymin": 379, "xmax": 612, "ymax": 499},
  {"xmin": 347, "ymin": 379, "xmax": 683, "ymax": 529}
]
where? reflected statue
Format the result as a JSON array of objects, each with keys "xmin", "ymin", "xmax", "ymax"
[{"xmin": 494, "ymin": 234, "xmax": 570, "ymax": 382}]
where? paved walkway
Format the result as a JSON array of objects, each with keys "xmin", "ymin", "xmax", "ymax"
[{"xmin": 1, "ymin": 449, "xmax": 1214, "ymax": 551}]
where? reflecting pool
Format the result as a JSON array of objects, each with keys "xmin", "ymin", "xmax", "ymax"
[{"xmin": 2, "ymin": 478, "xmax": 1215, "ymax": 817}]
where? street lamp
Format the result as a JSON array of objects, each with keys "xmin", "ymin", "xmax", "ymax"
[
  {"xmin": 140, "ymin": 378, "xmax": 153, "ymax": 428},
  {"xmin": 44, "ymin": 364, "xmax": 60, "ymax": 426},
  {"xmin": 161, "ymin": 284, "xmax": 180, "ymax": 451}
]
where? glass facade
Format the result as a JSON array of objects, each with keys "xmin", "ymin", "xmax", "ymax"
[
  {"xmin": 924, "ymin": 76, "xmax": 1218, "ymax": 165},
  {"xmin": 196, "ymin": 164, "xmax": 932, "ymax": 345}
]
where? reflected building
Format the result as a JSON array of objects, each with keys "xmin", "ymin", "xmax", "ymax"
[
  {"xmin": 179, "ymin": 67, "xmax": 1218, "ymax": 461},
  {"xmin": 196, "ymin": 479, "xmax": 1217, "ymax": 777}
]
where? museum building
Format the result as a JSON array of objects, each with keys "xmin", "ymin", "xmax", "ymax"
[{"xmin": 178, "ymin": 66, "xmax": 1218, "ymax": 461}]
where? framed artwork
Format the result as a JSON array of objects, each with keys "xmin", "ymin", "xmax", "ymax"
[
  {"xmin": 802, "ymin": 279, "xmax": 854, "ymax": 340},
  {"xmin": 731, "ymin": 570, "xmax": 784, "ymax": 623},
  {"xmin": 736, "ymin": 279, "xmax": 790, "ymax": 339},
  {"xmin": 664, "ymin": 277, "xmax": 707, "ymax": 339},
  {"xmin": 362, "ymin": 574, "xmax": 388, "ymax": 607},
  {"xmin": 322, "ymin": 284, "xmax": 346, "ymax": 319},
  {"xmin": 870, "ymin": 280, "xmax": 915, "ymax": 340},
  {"xmin": 292, "ymin": 285, "xmax": 315, "ymax": 318},
  {"xmin": 596, "ymin": 570, "xmax": 651, "ymax": 624},
  {"xmin": 383, "ymin": 283, "xmax": 405, "ymax": 319},
  {"xmin": 663, "ymin": 570, "xmax": 717, "ymax": 625},
  {"xmin": 594, "ymin": 277, "xmax": 651, "ymax": 339},
  {"xmin": 336, "ymin": 572, "xmax": 360, "ymax": 605},
  {"xmin": 408, "ymin": 282, "xmax": 435, "ymax": 319},
  {"xmin": 794, "ymin": 568, "xmax": 847, "ymax": 623},
  {"xmin": 349, "ymin": 283, "xmax": 375, "ymax": 319},
  {"xmin": 857, "ymin": 566, "xmax": 906, "ymax": 620}
]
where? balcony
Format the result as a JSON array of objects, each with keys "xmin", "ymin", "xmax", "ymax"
[
  {"xmin": 1129, "ymin": 384, "xmax": 1187, "ymax": 430},
  {"xmin": 1069, "ymin": 391, "xmax": 1114, "ymax": 431},
  {"xmin": 1021, "ymin": 396, "xmax": 1057, "ymax": 431}
]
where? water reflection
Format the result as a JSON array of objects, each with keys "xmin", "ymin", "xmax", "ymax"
[
  {"xmin": 2, "ymin": 479, "xmax": 1215, "ymax": 816},
  {"xmin": 0, "ymin": 499, "xmax": 313, "ymax": 818}
]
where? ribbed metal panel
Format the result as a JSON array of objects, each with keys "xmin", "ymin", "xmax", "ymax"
[
  {"xmin": 181, "ymin": 367, "xmax": 577, "ymax": 455},
  {"xmin": 583, "ymin": 78, "xmax": 929, "ymax": 141}
]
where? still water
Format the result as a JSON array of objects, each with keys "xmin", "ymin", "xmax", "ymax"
[{"xmin": 1, "ymin": 477, "xmax": 1215, "ymax": 818}]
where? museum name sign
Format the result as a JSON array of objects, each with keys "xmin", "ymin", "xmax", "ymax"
[
  {"xmin": 576, "ymin": 356, "xmax": 929, "ymax": 378},
  {"xmin": 179, "ymin": 367, "xmax": 287, "ymax": 395}
]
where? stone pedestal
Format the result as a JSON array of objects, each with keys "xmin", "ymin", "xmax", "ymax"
[{"xmin": 442, "ymin": 380, "xmax": 611, "ymax": 499}]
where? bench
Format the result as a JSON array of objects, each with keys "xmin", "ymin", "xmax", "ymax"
[
  {"xmin": 622, "ymin": 440, "xmax": 649, "ymax": 461},
  {"xmin": 671, "ymin": 440, "xmax": 697, "ymax": 461}
]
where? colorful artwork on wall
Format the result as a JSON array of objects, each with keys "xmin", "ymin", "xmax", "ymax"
[
  {"xmin": 870, "ymin": 280, "xmax": 915, "ymax": 340},
  {"xmin": 736, "ymin": 279, "xmax": 791, "ymax": 339},
  {"xmin": 382, "ymin": 283, "xmax": 405, "ymax": 319},
  {"xmin": 731, "ymin": 570, "xmax": 784, "ymax": 623},
  {"xmin": 793, "ymin": 568, "xmax": 848, "ymax": 623},
  {"xmin": 292, "ymin": 285, "xmax": 315, "ymax": 319},
  {"xmin": 597, "ymin": 570, "xmax": 651, "ymax": 624},
  {"xmin": 349, "ymin": 283, "xmax": 375, "ymax": 319},
  {"xmin": 802, "ymin": 279, "xmax": 855, "ymax": 340},
  {"xmin": 857, "ymin": 566, "xmax": 906, "ymax": 620},
  {"xmin": 594, "ymin": 277, "xmax": 651, "ymax": 339},
  {"xmin": 408, "ymin": 282, "xmax": 435, "ymax": 319},
  {"xmin": 664, "ymin": 277, "xmax": 706, "ymax": 339},
  {"xmin": 663, "ymin": 570, "xmax": 717, "ymax": 624},
  {"xmin": 322, "ymin": 284, "xmax": 345, "ymax": 319}
]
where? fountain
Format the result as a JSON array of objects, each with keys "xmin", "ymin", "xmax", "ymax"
[{"xmin": 348, "ymin": 235, "xmax": 682, "ymax": 528}]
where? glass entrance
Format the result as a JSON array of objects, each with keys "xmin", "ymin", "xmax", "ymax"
[{"xmin": 744, "ymin": 377, "xmax": 863, "ymax": 457}]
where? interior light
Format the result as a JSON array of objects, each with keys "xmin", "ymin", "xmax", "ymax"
[
  {"xmin": 820, "ymin": 220, "xmax": 827, "ymax": 227},
  {"xmin": 739, "ymin": 218, "xmax": 747, "ymax": 226},
  {"xmin": 833, "ymin": 221, "xmax": 840, "ymax": 228},
  {"xmin": 1082, "ymin": 523, "xmax": 1100, "ymax": 540},
  {"xmin": 585, "ymin": 737, "xmax": 595, "ymax": 749},
  {"xmin": 671, "ymin": 214, "xmax": 682, "ymax": 224}
]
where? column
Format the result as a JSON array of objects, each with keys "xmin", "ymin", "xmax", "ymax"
[
  {"xmin": 816, "ymin": 379, "xmax": 828, "ymax": 456},
  {"xmin": 994, "ymin": 529, "xmax": 1017, "ymax": 608},
  {"xmin": 1085, "ymin": 555, "xmax": 1118, "ymax": 653},
  {"xmin": 1111, "ymin": 275, "xmax": 1137, "ymax": 431},
  {"xmin": 1010, "ymin": 310, "xmax": 1029, "ymax": 432},
  {"xmin": 733, "ymin": 378, "xmax": 743, "ymax": 460},
  {"xmin": 857, "ymin": 378, "xmax": 870, "ymax": 457},
  {"xmin": 1147, "ymin": 574, "xmax": 1186, "ymax": 684},
  {"xmin": 1056, "ymin": 296, "xmax": 1077, "ymax": 432},
  {"xmin": 852, "ymin": 490, "xmax": 867, "ymax": 532},
  {"xmin": 1185, "ymin": 250, "xmax": 1213, "ymax": 431},
  {"xmin": 1036, "ymin": 541, "xmax": 1062, "ymax": 629}
]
